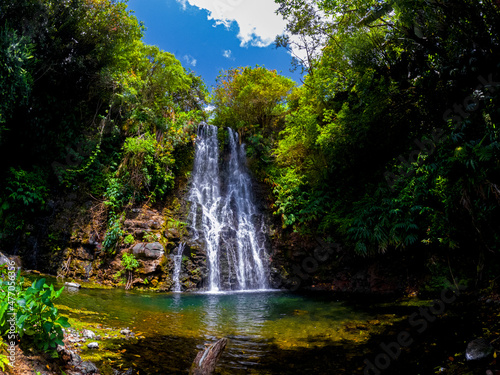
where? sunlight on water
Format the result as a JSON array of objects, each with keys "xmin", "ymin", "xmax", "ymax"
[
  {"xmin": 58, "ymin": 288, "xmax": 374, "ymax": 348},
  {"xmin": 54, "ymin": 285, "xmax": 408, "ymax": 374}
]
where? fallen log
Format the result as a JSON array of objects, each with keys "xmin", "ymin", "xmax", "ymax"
[{"xmin": 189, "ymin": 338, "xmax": 228, "ymax": 375}]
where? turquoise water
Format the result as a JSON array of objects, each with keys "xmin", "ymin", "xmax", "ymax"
[{"xmin": 56, "ymin": 287, "xmax": 389, "ymax": 374}]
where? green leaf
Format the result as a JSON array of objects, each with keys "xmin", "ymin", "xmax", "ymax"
[
  {"xmin": 54, "ymin": 286, "xmax": 64, "ymax": 298},
  {"xmin": 34, "ymin": 278, "xmax": 46, "ymax": 291},
  {"xmin": 55, "ymin": 316, "xmax": 71, "ymax": 328},
  {"xmin": 43, "ymin": 322, "xmax": 53, "ymax": 333}
]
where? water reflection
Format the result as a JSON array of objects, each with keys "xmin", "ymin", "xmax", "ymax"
[{"xmin": 57, "ymin": 288, "xmax": 375, "ymax": 373}]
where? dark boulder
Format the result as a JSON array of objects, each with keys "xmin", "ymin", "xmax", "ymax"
[
  {"xmin": 466, "ymin": 338, "xmax": 494, "ymax": 361},
  {"xmin": 132, "ymin": 242, "xmax": 165, "ymax": 259}
]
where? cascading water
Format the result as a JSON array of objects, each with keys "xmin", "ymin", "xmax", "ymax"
[
  {"xmin": 187, "ymin": 125, "xmax": 224, "ymax": 291},
  {"xmin": 187, "ymin": 124, "xmax": 269, "ymax": 292},
  {"xmin": 172, "ymin": 243, "xmax": 185, "ymax": 293}
]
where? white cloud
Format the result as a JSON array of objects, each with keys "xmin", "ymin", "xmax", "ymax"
[
  {"xmin": 222, "ymin": 49, "xmax": 232, "ymax": 59},
  {"xmin": 176, "ymin": 0, "xmax": 287, "ymax": 48},
  {"xmin": 183, "ymin": 54, "xmax": 197, "ymax": 67}
]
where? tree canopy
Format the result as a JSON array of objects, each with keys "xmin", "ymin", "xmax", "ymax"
[
  {"xmin": 0, "ymin": 0, "xmax": 207, "ymax": 241},
  {"xmin": 209, "ymin": 0, "xmax": 500, "ymax": 273},
  {"xmin": 212, "ymin": 66, "xmax": 295, "ymax": 138}
]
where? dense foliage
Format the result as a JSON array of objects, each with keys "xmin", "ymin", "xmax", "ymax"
[
  {"xmin": 1, "ymin": 0, "xmax": 499, "ymax": 293},
  {"xmin": 211, "ymin": 66, "xmax": 295, "ymax": 176},
  {"xmin": 212, "ymin": 0, "xmax": 500, "ymax": 281},
  {"xmin": 0, "ymin": 0, "xmax": 207, "ymax": 244}
]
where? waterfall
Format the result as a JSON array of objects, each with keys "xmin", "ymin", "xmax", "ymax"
[
  {"xmin": 187, "ymin": 125, "xmax": 223, "ymax": 291},
  {"xmin": 172, "ymin": 243, "xmax": 185, "ymax": 293},
  {"xmin": 187, "ymin": 124, "xmax": 269, "ymax": 292}
]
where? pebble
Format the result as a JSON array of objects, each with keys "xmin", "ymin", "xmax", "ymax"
[
  {"xmin": 82, "ymin": 329, "xmax": 96, "ymax": 339},
  {"xmin": 87, "ymin": 342, "xmax": 99, "ymax": 349},
  {"xmin": 65, "ymin": 282, "xmax": 81, "ymax": 289}
]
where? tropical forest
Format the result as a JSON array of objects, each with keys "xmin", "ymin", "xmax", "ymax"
[{"xmin": 0, "ymin": 0, "xmax": 499, "ymax": 374}]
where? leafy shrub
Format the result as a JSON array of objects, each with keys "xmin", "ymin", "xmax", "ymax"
[
  {"xmin": 119, "ymin": 133, "xmax": 176, "ymax": 199},
  {"xmin": 104, "ymin": 177, "xmax": 128, "ymax": 212},
  {"xmin": 0, "ymin": 26, "xmax": 33, "ymax": 126},
  {"xmin": 124, "ymin": 234, "xmax": 135, "ymax": 245},
  {"xmin": 0, "ymin": 267, "xmax": 70, "ymax": 357},
  {"xmin": 142, "ymin": 231, "xmax": 157, "ymax": 242},
  {"xmin": 121, "ymin": 252, "xmax": 139, "ymax": 271},
  {"xmin": 4, "ymin": 167, "xmax": 48, "ymax": 211},
  {"xmin": 121, "ymin": 252, "xmax": 139, "ymax": 289},
  {"xmin": 0, "ymin": 338, "xmax": 9, "ymax": 371},
  {"xmin": 102, "ymin": 216, "xmax": 123, "ymax": 253},
  {"xmin": 0, "ymin": 167, "xmax": 49, "ymax": 235}
]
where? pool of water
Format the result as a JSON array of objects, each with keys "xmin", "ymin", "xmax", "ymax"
[
  {"xmin": 56, "ymin": 286, "xmax": 397, "ymax": 374},
  {"xmin": 54, "ymin": 285, "xmax": 480, "ymax": 375}
]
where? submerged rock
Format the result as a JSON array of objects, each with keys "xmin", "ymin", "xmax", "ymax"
[
  {"xmin": 65, "ymin": 282, "xmax": 81, "ymax": 289},
  {"xmin": 80, "ymin": 360, "xmax": 99, "ymax": 374},
  {"xmin": 113, "ymin": 369, "xmax": 134, "ymax": 375},
  {"xmin": 465, "ymin": 338, "xmax": 494, "ymax": 361}
]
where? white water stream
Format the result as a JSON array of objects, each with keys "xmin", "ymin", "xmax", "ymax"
[{"xmin": 187, "ymin": 125, "xmax": 269, "ymax": 292}]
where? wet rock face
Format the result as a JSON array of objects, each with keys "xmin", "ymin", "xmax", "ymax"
[
  {"xmin": 123, "ymin": 209, "xmax": 165, "ymax": 241},
  {"xmin": 74, "ymin": 246, "xmax": 94, "ymax": 261},
  {"xmin": 12, "ymin": 181, "xmax": 211, "ymax": 291}
]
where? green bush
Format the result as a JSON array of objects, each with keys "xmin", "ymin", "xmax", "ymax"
[
  {"xmin": 124, "ymin": 234, "xmax": 135, "ymax": 245},
  {"xmin": 0, "ymin": 167, "xmax": 49, "ymax": 236},
  {"xmin": 121, "ymin": 252, "xmax": 139, "ymax": 271},
  {"xmin": 103, "ymin": 216, "xmax": 123, "ymax": 253},
  {"xmin": 0, "ymin": 26, "xmax": 33, "ymax": 127},
  {"xmin": 0, "ymin": 266, "xmax": 70, "ymax": 357},
  {"xmin": 121, "ymin": 253, "xmax": 139, "ymax": 289},
  {"xmin": 120, "ymin": 133, "xmax": 176, "ymax": 199}
]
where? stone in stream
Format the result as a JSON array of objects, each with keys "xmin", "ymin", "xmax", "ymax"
[
  {"xmin": 114, "ymin": 369, "xmax": 134, "ymax": 375},
  {"xmin": 79, "ymin": 360, "xmax": 99, "ymax": 374},
  {"xmin": 0, "ymin": 251, "xmax": 11, "ymax": 265},
  {"xmin": 57, "ymin": 345, "xmax": 82, "ymax": 366},
  {"xmin": 87, "ymin": 342, "xmax": 99, "ymax": 349},
  {"xmin": 82, "ymin": 329, "xmax": 96, "ymax": 339},
  {"xmin": 120, "ymin": 328, "xmax": 132, "ymax": 336},
  {"xmin": 65, "ymin": 282, "xmax": 81, "ymax": 289},
  {"xmin": 465, "ymin": 338, "xmax": 494, "ymax": 361}
]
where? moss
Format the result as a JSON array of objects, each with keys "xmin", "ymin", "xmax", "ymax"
[
  {"xmin": 77, "ymin": 280, "xmax": 115, "ymax": 290},
  {"xmin": 170, "ymin": 196, "xmax": 181, "ymax": 212},
  {"xmin": 62, "ymin": 317, "xmax": 145, "ymax": 375}
]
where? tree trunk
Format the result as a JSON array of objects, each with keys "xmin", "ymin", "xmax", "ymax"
[
  {"xmin": 189, "ymin": 338, "xmax": 228, "ymax": 375},
  {"xmin": 125, "ymin": 270, "xmax": 132, "ymax": 290}
]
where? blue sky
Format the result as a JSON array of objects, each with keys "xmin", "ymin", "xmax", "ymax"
[{"xmin": 126, "ymin": 0, "xmax": 303, "ymax": 90}]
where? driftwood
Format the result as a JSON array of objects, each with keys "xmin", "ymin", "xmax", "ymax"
[{"xmin": 189, "ymin": 338, "xmax": 228, "ymax": 375}]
